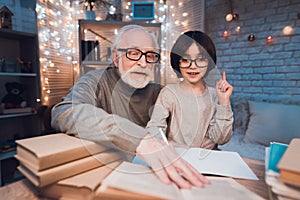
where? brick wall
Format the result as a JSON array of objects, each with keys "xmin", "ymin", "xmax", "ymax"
[
  {"xmin": 205, "ymin": 0, "xmax": 300, "ymax": 105},
  {"xmin": 0, "ymin": 0, "xmax": 36, "ymax": 33}
]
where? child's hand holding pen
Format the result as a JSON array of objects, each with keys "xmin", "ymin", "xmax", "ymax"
[{"xmin": 216, "ymin": 71, "xmax": 233, "ymax": 105}]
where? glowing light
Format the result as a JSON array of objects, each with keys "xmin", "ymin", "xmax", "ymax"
[
  {"xmin": 226, "ymin": 13, "xmax": 233, "ymax": 22},
  {"xmin": 266, "ymin": 35, "xmax": 274, "ymax": 43},
  {"xmin": 182, "ymin": 12, "xmax": 188, "ymax": 17},
  {"xmin": 283, "ymin": 26, "xmax": 294, "ymax": 35},
  {"xmin": 223, "ymin": 30, "xmax": 230, "ymax": 38}
]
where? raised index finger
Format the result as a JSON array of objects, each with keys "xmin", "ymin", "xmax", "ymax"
[{"xmin": 222, "ymin": 71, "xmax": 226, "ymax": 80}]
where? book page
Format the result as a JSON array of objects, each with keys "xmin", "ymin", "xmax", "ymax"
[
  {"xmin": 176, "ymin": 148, "xmax": 258, "ymax": 180},
  {"xmin": 99, "ymin": 162, "xmax": 263, "ymax": 200},
  {"xmin": 40, "ymin": 162, "xmax": 121, "ymax": 200},
  {"xmin": 99, "ymin": 162, "xmax": 183, "ymax": 199},
  {"xmin": 181, "ymin": 177, "xmax": 264, "ymax": 200}
]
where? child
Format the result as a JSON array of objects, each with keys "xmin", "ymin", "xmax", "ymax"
[{"xmin": 147, "ymin": 31, "xmax": 234, "ymax": 149}]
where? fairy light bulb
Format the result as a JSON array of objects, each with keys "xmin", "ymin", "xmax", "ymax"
[
  {"xmin": 266, "ymin": 35, "xmax": 274, "ymax": 43},
  {"xmin": 283, "ymin": 26, "xmax": 294, "ymax": 36},
  {"xmin": 223, "ymin": 30, "xmax": 230, "ymax": 38},
  {"xmin": 226, "ymin": 13, "xmax": 233, "ymax": 22}
]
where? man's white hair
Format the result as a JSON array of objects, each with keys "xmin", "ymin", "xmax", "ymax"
[{"xmin": 111, "ymin": 24, "xmax": 159, "ymax": 52}]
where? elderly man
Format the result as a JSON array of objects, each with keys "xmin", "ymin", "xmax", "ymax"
[{"xmin": 51, "ymin": 24, "xmax": 209, "ymax": 189}]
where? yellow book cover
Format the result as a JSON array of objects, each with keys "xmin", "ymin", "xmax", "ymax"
[
  {"xmin": 17, "ymin": 150, "xmax": 123, "ymax": 187},
  {"xmin": 16, "ymin": 133, "xmax": 109, "ymax": 171}
]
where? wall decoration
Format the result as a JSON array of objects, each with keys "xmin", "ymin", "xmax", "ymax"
[{"xmin": 0, "ymin": 6, "xmax": 14, "ymax": 29}]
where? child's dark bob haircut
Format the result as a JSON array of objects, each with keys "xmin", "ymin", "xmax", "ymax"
[{"xmin": 170, "ymin": 31, "xmax": 216, "ymax": 78}]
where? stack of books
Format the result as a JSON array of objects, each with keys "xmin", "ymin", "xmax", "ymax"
[
  {"xmin": 15, "ymin": 133, "xmax": 123, "ymax": 199},
  {"xmin": 278, "ymin": 138, "xmax": 300, "ymax": 187},
  {"xmin": 265, "ymin": 138, "xmax": 300, "ymax": 200}
]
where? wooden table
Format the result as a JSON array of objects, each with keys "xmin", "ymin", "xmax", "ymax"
[
  {"xmin": 236, "ymin": 158, "xmax": 269, "ymax": 200},
  {"xmin": 0, "ymin": 158, "xmax": 269, "ymax": 199}
]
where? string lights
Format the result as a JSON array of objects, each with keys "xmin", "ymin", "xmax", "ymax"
[
  {"xmin": 36, "ymin": 0, "xmax": 206, "ymax": 104},
  {"xmin": 223, "ymin": 2, "xmax": 297, "ymax": 43},
  {"xmin": 36, "ymin": 0, "xmax": 81, "ymax": 105}
]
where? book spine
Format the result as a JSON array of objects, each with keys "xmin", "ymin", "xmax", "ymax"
[{"xmin": 18, "ymin": 151, "xmax": 123, "ymax": 187}]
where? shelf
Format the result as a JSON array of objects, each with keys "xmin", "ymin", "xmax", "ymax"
[
  {"xmin": 0, "ymin": 150, "xmax": 16, "ymax": 161},
  {"xmin": 0, "ymin": 28, "xmax": 36, "ymax": 39},
  {"xmin": 0, "ymin": 111, "xmax": 37, "ymax": 119},
  {"xmin": 82, "ymin": 60, "xmax": 112, "ymax": 65},
  {"xmin": 79, "ymin": 20, "xmax": 161, "ymax": 30},
  {"xmin": 79, "ymin": 20, "xmax": 161, "ymax": 80},
  {"xmin": 0, "ymin": 72, "xmax": 37, "ymax": 77}
]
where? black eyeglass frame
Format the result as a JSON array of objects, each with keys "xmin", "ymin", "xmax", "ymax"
[
  {"xmin": 179, "ymin": 57, "xmax": 209, "ymax": 69},
  {"xmin": 117, "ymin": 48, "xmax": 160, "ymax": 64}
]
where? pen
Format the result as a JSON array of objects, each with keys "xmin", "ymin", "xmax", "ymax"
[{"xmin": 158, "ymin": 128, "xmax": 169, "ymax": 145}]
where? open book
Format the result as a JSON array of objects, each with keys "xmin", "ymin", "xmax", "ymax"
[
  {"xmin": 176, "ymin": 148, "xmax": 258, "ymax": 180},
  {"xmin": 16, "ymin": 133, "xmax": 109, "ymax": 171},
  {"xmin": 133, "ymin": 148, "xmax": 258, "ymax": 180},
  {"xmin": 96, "ymin": 162, "xmax": 264, "ymax": 200},
  {"xmin": 40, "ymin": 161, "xmax": 121, "ymax": 200}
]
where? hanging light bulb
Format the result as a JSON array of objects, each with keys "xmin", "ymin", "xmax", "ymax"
[
  {"xmin": 223, "ymin": 30, "xmax": 230, "ymax": 38},
  {"xmin": 283, "ymin": 26, "xmax": 294, "ymax": 36},
  {"xmin": 225, "ymin": 13, "xmax": 233, "ymax": 22},
  {"xmin": 248, "ymin": 34, "xmax": 255, "ymax": 41},
  {"xmin": 266, "ymin": 35, "xmax": 274, "ymax": 43}
]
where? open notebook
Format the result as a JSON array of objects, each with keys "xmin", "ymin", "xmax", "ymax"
[{"xmin": 133, "ymin": 147, "xmax": 258, "ymax": 180}]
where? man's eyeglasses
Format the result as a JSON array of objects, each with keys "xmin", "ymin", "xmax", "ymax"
[
  {"xmin": 117, "ymin": 48, "xmax": 160, "ymax": 63},
  {"xmin": 179, "ymin": 57, "xmax": 208, "ymax": 68}
]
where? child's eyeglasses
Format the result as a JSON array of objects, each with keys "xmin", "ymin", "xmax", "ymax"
[{"xmin": 179, "ymin": 57, "xmax": 208, "ymax": 68}]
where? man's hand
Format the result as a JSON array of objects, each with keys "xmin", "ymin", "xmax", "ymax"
[
  {"xmin": 136, "ymin": 134, "xmax": 210, "ymax": 189},
  {"xmin": 216, "ymin": 72, "xmax": 233, "ymax": 105}
]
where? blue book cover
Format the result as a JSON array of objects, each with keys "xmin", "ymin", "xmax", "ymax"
[{"xmin": 267, "ymin": 142, "xmax": 288, "ymax": 173}]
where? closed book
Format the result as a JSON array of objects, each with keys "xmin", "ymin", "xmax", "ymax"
[
  {"xmin": 17, "ymin": 150, "xmax": 123, "ymax": 187},
  {"xmin": 16, "ymin": 133, "xmax": 108, "ymax": 171},
  {"xmin": 40, "ymin": 161, "xmax": 121, "ymax": 200},
  {"xmin": 277, "ymin": 138, "xmax": 300, "ymax": 187},
  {"xmin": 267, "ymin": 142, "xmax": 288, "ymax": 173}
]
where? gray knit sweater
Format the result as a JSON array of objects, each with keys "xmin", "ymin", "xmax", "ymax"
[{"xmin": 51, "ymin": 67, "xmax": 161, "ymax": 160}]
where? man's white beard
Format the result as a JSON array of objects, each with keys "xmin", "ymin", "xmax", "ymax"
[{"xmin": 119, "ymin": 63, "xmax": 151, "ymax": 89}]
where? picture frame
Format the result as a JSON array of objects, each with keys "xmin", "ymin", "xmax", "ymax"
[{"xmin": 132, "ymin": 2, "xmax": 155, "ymax": 20}]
